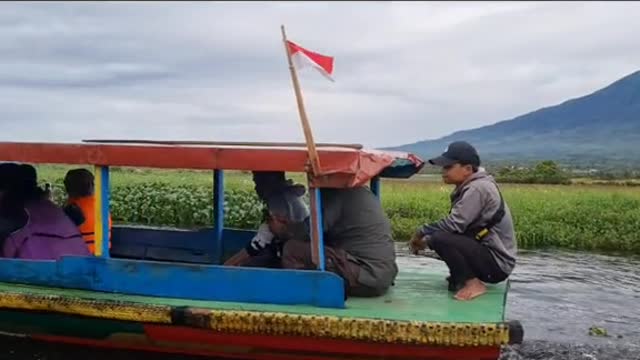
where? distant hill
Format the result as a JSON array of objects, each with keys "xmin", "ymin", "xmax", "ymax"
[{"xmin": 388, "ymin": 70, "xmax": 640, "ymax": 169}]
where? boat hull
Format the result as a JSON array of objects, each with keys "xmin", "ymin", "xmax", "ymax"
[
  {"xmin": 0, "ymin": 263, "xmax": 521, "ymax": 360},
  {"xmin": 0, "ymin": 309, "xmax": 501, "ymax": 360}
]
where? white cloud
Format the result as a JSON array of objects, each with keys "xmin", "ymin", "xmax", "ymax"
[{"xmin": 0, "ymin": 1, "xmax": 639, "ymax": 148}]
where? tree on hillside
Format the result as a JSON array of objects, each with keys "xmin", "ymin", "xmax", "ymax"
[{"xmin": 495, "ymin": 160, "xmax": 571, "ymax": 184}]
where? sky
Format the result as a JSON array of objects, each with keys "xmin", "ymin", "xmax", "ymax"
[{"xmin": 1, "ymin": 1, "xmax": 639, "ymax": 148}]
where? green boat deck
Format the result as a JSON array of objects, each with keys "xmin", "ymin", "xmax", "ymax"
[{"xmin": 0, "ymin": 258, "xmax": 508, "ymax": 324}]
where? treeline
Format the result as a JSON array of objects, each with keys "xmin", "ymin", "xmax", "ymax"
[{"xmin": 494, "ymin": 161, "xmax": 572, "ymax": 185}]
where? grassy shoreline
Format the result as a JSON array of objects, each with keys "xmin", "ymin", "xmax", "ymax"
[{"xmin": 35, "ymin": 165, "xmax": 640, "ymax": 254}]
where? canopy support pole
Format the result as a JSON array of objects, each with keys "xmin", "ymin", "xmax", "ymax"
[
  {"xmin": 370, "ymin": 176, "xmax": 381, "ymax": 199},
  {"xmin": 309, "ymin": 187, "xmax": 326, "ymax": 271},
  {"xmin": 94, "ymin": 165, "xmax": 110, "ymax": 258},
  {"xmin": 213, "ymin": 169, "xmax": 225, "ymax": 264}
]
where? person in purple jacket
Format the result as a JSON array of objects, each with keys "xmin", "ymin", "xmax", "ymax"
[{"xmin": 0, "ymin": 163, "xmax": 90, "ymax": 260}]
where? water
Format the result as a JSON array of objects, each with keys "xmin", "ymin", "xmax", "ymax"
[
  {"xmin": 397, "ymin": 248, "xmax": 640, "ymax": 346},
  {"xmin": 398, "ymin": 248, "xmax": 640, "ymax": 359},
  {"xmin": 2, "ymin": 250, "xmax": 640, "ymax": 359},
  {"xmin": 502, "ymin": 250, "xmax": 640, "ymax": 360},
  {"xmin": 505, "ymin": 250, "xmax": 640, "ymax": 345}
]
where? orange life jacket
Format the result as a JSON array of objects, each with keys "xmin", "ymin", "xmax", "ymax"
[{"xmin": 66, "ymin": 195, "xmax": 112, "ymax": 255}]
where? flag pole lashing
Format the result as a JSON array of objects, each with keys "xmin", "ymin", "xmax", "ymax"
[{"xmin": 280, "ymin": 25, "xmax": 322, "ymax": 176}]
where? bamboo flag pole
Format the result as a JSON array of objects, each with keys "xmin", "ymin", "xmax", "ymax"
[{"xmin": 281, "ymin": 25, "xmax": 322, "ymax": 176}]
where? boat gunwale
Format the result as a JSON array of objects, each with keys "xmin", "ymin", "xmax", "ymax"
[{"xmin": 0, "ymin": 286, "xmax": 523, "ymax": 347}]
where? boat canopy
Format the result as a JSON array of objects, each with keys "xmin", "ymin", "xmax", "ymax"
[{"xmin": 0, "ymin": 140, "xmax": 424, "ymax": 188}]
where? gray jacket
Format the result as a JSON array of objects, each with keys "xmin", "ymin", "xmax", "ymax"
[{"xmin": 421, "ymin": 170, "xmax": 517, "ymax": 275}]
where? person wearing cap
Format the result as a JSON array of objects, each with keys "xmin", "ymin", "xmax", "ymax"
[
  {"xmin": 226, "ymin": 172, "xmax": 398, "ymax": 297},
  {"xmin": 409, "ymin": 141, "xmax": 516, "ymax": 301},
  {"xmin": 275, "ymin": 186, "xmax": 398, "ymax": 298},
  {"xmin": 223, "ymin": 171, "xmax": 307, "ymax": 268}
]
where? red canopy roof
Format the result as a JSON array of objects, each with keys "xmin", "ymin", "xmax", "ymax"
[{"xmin": 0, "ymin": 141, "xmax": 424, "ymax": 188}]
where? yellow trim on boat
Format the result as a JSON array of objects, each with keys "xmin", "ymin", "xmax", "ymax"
[
  {"xmin": 0, "ymin": 292, "xmax": 511, "ymax": 346},
  {"xmin": 204, "ymin": 310, "xmax": 511, "ymax": 346},
  {"xmin": 0, "ymin": 293, "xmax": 171, "ymax": 324}
]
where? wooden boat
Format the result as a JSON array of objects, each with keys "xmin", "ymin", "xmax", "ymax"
[{"xmin": 0, "ymin": 140, "xmax": 523, "ymax": 360}]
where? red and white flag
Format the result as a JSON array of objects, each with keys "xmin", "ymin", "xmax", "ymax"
[{"xmin": 287, "ymin": 40, "xmax": 334, "ymax": 82}]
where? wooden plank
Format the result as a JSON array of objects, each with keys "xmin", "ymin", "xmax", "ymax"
[
  {"xmin": 144, "ymin": 326, "xmax": 504, "ymax": 359},
  {"xmin": 28, "ymin": 333, "xmax": 503, "ymax": 360},
  {"xmin": 0, "ymin": 256, "xmax": 345, "ymax": 308},
  {"xmin": 0, "ymin": 141, "xmax": 423, "ymax": 186},
  {"xmin": 83, "ymin": 139, "xmax": 364, "ymax": 150},
  {"xmin": 108, "ymin": 226, "xmax": 254, "ymax": 264},
  {"xmin": 0, "ymin": 142, "xmax": 367, "ymax": 172}
]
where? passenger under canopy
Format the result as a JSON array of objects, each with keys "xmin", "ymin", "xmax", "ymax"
[{"xmin": 0, "ymin": 140, "xmax": 424, "ymax": 309}]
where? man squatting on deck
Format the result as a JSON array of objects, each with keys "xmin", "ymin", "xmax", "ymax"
[
  {"xmin": 225, "ymin": 171, "xmax": 398, "ymax": 298},
  {"xmin": 409, "ymin": 141, "xmax": 517, "ymax": 301}
]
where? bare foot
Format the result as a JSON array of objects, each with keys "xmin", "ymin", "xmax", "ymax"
[{"xmin": 454, "ymin": 278, "xmax": 487, "ymax": 301}]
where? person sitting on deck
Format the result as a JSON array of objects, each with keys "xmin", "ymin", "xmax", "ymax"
[
  {"xmin": 0, "ymin": 163, "xmax": 90, "ymax": 260},
  {"xmin": 62, "ymin": 168, "xmax": 112, "ymax": 255},
  {"xmin": 268, "ymin": 185, "xmax": 399, "ymax": 298},
  {"xmin": 409, "ymin": 141, "xmax": 517, "ymax": 301},
  {"xmin": 224, "ymin": 171, "xmax": 306, "ymax": 268}
]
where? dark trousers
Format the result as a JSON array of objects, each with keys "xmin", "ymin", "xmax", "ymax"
[
  {"xmin": 427, "ymin": 231, "xmax": 508, "ymax": 289},
  {"xmin": 280, "ymin": 239, "xmax": 384, "ymax": 298},
  {"xmin": 241, "ymin": 243, "xmax": 282, "ymax": 268}
]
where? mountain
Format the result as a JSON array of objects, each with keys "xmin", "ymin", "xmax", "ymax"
[{"xmin": 388, "ymin": 70, "xmax": 640, "ymax": 169}]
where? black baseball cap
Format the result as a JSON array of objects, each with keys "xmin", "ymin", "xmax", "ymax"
[
  {"xmin": 252, "ymin": 171, "xmax": 305, "ymax": 202},
  {"xmin": 428, "ymin": 141, "xmax": 480, "ymax": 167}
]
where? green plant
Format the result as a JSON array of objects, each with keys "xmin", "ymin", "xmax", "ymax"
[{"xmin": 36, "ymin": 166, "xmax": 640, "ymax": 254}]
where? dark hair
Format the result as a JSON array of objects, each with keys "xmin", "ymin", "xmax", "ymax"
[
  {"xmin": 64, "ymin": 169, "xmax": 95, "ymax": 197},
  {"xmin": 252, "ymin": 171, "xmax": 306, "ymax": 202},
  {"xmin": 17, "ymin": 164, "xmax": 47, "ymax": 202},
  {"xmin": 0, "ymin": 163, "xmax": 47, "ymax": 213},
  {"xmin": 458, "ymin": 162, "xmax": 479, "ymax": 173},
  {"xmin": 0, "ymin": 163, "xmax": 21, "ymax": 192},
  {"xmin": 253, "ymin": 171, "xmax": 288, "ymax": 202}
]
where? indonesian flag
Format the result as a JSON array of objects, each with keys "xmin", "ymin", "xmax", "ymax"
[{"xmin": 287, "ymin": 40, "xmax": 334, "ymax": 82}]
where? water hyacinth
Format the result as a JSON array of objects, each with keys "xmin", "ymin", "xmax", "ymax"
[{"xmin": 39, "ymin": 168, "xmax": 640, "ymax": 254}]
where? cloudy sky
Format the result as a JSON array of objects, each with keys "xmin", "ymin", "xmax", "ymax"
[{"xmin": 1, "ymin": 1, "xmax": 639, "ymax": 148}]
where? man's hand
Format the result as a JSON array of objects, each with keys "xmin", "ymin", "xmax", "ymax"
[{"xmin": 408, "ymin": 231, "xmax": 429, "ymax": 255}]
